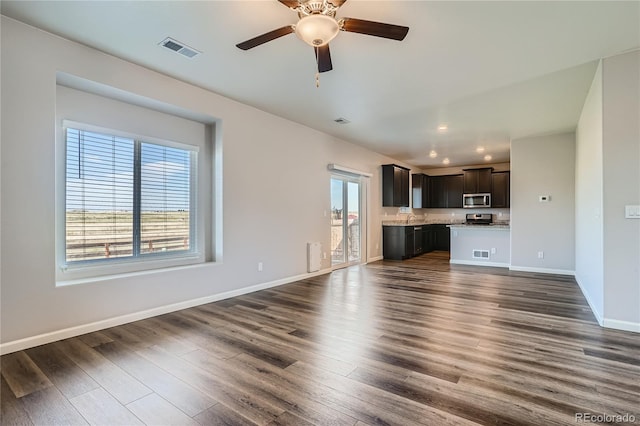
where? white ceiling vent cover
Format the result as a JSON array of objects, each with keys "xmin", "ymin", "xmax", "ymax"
[{"xmin": 159, "ymin": 37, "xmax": 200, "ymax": 58}]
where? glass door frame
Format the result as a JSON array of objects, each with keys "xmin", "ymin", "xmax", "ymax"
[{"xmin": 330, "ymin": 173, "xmax": 367, "ymax": 270}]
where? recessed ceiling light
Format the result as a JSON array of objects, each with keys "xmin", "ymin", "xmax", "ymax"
[
  {"xmin": 476, "ymin": 146, "xmax": 485, "ymax": 153},
  {"xmin": 484, "ymin": 155, "xmax": 492, "ymax": 161},
  {"xmin": 429, "ymin": 150, "xmax": 438, "ymax": 158},
  {"xmin": 438, "ymin": 125, "xmax": 448, "ymax": 132},
  {"xmin": 442, "ymin": 158, "xmax": 450, "ymax": 165}
]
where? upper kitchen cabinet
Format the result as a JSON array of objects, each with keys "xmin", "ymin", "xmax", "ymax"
[
  {"xmin": 447, "ymin": 174, "xmax": 464, "ymax": 208},
  {"xmin": 491, "ymin": 171, "xmax": 510, "ymax": 208},
  {"xmin": 382, "ymin": 164, "xmax": 410, "ymax": 207},
  {"xmin": 411, "ymin": 174, "xmax": 430, "ymax": 208},
  {"xmin": 429, "ymin": 174, "xmax": 464, "ymax": 208},
  {"xmin": 463, "ymin": 168, "xmax": 493, "ymax": 194}
]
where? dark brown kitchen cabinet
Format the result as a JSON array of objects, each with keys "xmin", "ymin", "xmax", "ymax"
[
  {"xmin": 431, "ymin": 224, "xmax": 451, "ymax": 251},
  {"xmin": 383, "ymin": 226, "xmax": 414, "ymax": 260},
  {"xmin": 411, "ymin": 174, "xmax": 430, "ymax": 208},
  {"xmin": 429, "ymin": 176, "xmax": 446, "ymax": 208},
  {"xmin": 447, "ymin": 174, "xmax": 464, "ymax": 208},
  {"xmin": 429, "ymin": 174, "xmax": 463, "ymax": 208},
  {"xmin": 382, "ymin": 164, "xmax": 410, "ymax": 207},
  {"xmin": 383, "ymin": 225, "xmax": 438, "ymax": 260},
  {"xmin": 422, "ymin": 226, "xmax": 434, "ymax": 252},
  {"xmin": 491, "ymin": 171, "xmax": 510, "ymax": 208},
  {"xmin": 463, "ymin": 168, "xmax": 493, "ymax": 194}
]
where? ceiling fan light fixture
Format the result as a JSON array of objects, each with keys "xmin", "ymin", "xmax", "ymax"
[{"xmin": 294, "ymin": 14, "xmax": 340, "ymax": 46}]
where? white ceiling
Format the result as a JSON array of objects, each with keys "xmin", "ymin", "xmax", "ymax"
[{"xmin": 2, "ymin": 1, "xmax": 639, "ymax": 168}]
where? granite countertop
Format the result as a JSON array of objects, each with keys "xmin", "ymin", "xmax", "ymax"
[
  {"xmin": 382, "ymin": 220, "xmax": 510, "ymax": 229},
  {"xmin": 382, "ymin": 220, "xmax": 464, "ymax": 226},
  {"xmin": 448, "ymin": 223, "xmax": 511, "ymax": 229}
]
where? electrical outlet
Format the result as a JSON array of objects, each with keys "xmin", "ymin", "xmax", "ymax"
[
  {"xmin": 323, "ymin": 252, "xmax": 327, "ymax": 259},
  {"xmin": 537, "ymin": 251, "xmax": 544, "ymax": 259},
  {"xmin": 491, "ymin": 248, "xmax": 496, "ymax": 254},
  {"xmin": 375, "ymin": 243, "xmax": 379, "ymax": 250},
  {"xmin": 258, "ymin": 262, "xmax": 263, "ymax": 271}
]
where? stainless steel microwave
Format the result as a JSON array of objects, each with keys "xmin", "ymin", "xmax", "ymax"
[{"xmin": 463, "ymin": 193, "xmax": 491, "ymax": 208}]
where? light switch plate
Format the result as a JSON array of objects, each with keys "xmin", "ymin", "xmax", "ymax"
[{"xmin": 625, "ymin": 205, "xmax": 640, "ymax": 219}]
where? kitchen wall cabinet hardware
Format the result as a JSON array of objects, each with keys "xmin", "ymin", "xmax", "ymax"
[
  {"xmin": 491, "ymin": 171, "xmax": 510, "ymax": 208},
  {"xmin": 382, "ymin": 164, "xmax": 410, "ymax": 207},
  {"xmin": 463, "ymin": 168, "xmax": 493, "ymax": 194}
]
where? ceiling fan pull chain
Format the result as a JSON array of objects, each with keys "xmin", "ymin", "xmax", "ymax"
[{"xmin": 315, "ymin": 71, "xmax": 320, "ymax": 88}]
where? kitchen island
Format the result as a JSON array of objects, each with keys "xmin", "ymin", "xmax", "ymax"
[{"xmin": 448, "ymin": 224, "xmax": 510, "ymax": 267}]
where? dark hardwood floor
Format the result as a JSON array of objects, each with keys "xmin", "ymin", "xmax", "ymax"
[{"xmin": 2, "ymin": 251, "xmax": 639, "ymax": 425}]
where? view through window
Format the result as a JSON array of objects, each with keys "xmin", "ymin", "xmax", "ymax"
[{"xmin": 65, "ymin": 127, "xmax": 195, "ymax": 264}]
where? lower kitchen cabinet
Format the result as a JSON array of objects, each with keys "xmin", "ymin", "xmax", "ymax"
[
  {"xmin": 431, "ymin": 224, "xmax": 451, "ymax": 251},
  {"xmin": 383, "ymin": 224, "xmax": 449, "ymax": 260},
  {"xmin": 422, "ymin": 226, "xmax": 434, "ymax": 253},
  {"xmin": 383, "ymin": 226, "xmax": 412, "ymax": 260}
]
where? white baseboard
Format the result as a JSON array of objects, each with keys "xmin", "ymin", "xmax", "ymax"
[
  {"xmin": 0, "ymin": 268, "xmax": 332, "ymax": 355},
  {"xmin": 574, "ymin": 273, "xmax": 604, "ymax": 326},
  {"xmin": 509, "ymin": 265, "xmax": 576, "ymax": 276},
  {"xmin": 367, "ymin": 255, "xmax": 384, "ymax": 263},
  {"xmin": 603, "ymin": 318, "xmax": 640, "ymax": 333},
  {"xmin": 450, "ymin": 259, "xmax": 510, "ymax": 268}
]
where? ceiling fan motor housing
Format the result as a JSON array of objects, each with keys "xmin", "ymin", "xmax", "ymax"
[{"xmin": 296, "ymin": 1, "xmax": 338, "ymax": 18}]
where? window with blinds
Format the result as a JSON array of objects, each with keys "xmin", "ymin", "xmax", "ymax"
[{"xmin": 65, "ymin": 126, "xmax": 196, "ymax": 264}]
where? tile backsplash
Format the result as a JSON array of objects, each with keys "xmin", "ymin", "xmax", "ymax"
[{"xmin": 382, "ymin": 207, "xmax": 510, "ymax": 223}]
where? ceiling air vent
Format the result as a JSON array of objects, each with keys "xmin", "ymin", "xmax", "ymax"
[
  {"xmin": 334, "ymin": 117, "xmax": 351, "ymax": 124},
  {"xmin": 159, "ymin": 37, "xmax": 200, "ymax": 59}
]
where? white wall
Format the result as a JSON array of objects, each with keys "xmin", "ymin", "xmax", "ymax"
[
  {"xmin": 602, "ymin": 50, "xmax": 640, "ymax": 331},
  {"xmin": 575, "ymin": 61, "xmax": 604, "ymax": 322},
  {"xmin": 510, "ymin": 133, "xmax": 575, "ymax": 274},
  {"xmin": 450, "ymin": 227, "xmax": 510, "ymax": 266},
  {"xmin": 0, "ymin": 17, "xmax": 412, "ymax": 350}
]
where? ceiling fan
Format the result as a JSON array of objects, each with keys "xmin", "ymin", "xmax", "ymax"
[{"xmin": 236, "ymin": 0, "xmax": 409, "ymax": 75}]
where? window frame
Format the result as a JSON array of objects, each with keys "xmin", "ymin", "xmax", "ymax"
[{"xmin": 57, "ymin": 120, "xmax": 202, "ymax": 283}]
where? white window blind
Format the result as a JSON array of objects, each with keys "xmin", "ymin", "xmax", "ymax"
[{"xmin": 65, "ymin": 126, "xmax": 196, "ymax": 264}]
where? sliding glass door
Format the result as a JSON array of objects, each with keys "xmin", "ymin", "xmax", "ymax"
[{"xmin": 330, "ymin": 176, "xmax": 361, "ymax": 267}]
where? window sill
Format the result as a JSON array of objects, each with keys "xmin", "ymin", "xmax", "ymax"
[{"xmin": 56, "ymin": 254, "xmax": 210, "ymax": 287}]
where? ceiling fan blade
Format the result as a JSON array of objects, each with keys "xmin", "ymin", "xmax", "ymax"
[
  {"xmin": 278, "ymin": 0, "xmax": 300, "ymax": 9},
  {"xmin": 314, "ymin": 45, "xmax": 333, "ymax": 73},
  {"xmin": 328, "ymin": 0, "xmax": 347, "ymax": 7},
  {"xmin": 340, "ymin": 18, "xmax": 409, "ymax": 41},
  {"xmin": 236, "ymin": 26, "xmax": 294, "ymax": 50}
]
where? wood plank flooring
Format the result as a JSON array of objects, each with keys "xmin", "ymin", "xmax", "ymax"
[{"xmin": 2, "ymin": 251, "xmax": 639, "ymax": 425}]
